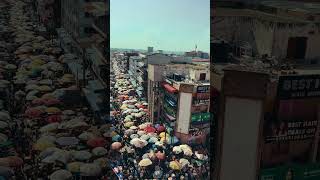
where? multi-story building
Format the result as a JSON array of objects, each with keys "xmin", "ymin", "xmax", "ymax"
[
  {"xmin": 57, "ymin": 0, "xmax": 109, "ymax": 123},
  {"xmin": 148, "ymin": 63, "xmax": 210, "ymax": 144},
  {"xmin": 185, "ymin": 50, "xmax": 210, "ymax": 59},
  {"xmin": 213, "ymin": 1, "xmax": 320, "ymax": 64}
]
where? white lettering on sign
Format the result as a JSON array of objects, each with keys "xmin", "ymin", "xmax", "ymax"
[{"xmin": 282, "ymin": 78, "xmax": 320, "ymax": 91}]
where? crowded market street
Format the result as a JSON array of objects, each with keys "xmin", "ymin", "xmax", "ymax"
[
  {"xmin": 0, "ymin": 0, "xmax": 111, "ymax": 179},
  {"xmin": 108, "ymin": 56, "xmax": 210, "ymax": 179}
]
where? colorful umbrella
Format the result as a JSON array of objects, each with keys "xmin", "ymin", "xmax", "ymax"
[
  {"xmin": 72, "ymin": 151, "xmax": 92, "ymax": 161},
  {"xmin": 111, "ymin": 142, "xmax": 122, "ymax": 150},
  {"xmin": 87, "ymin": 137, "xmax": 107, "ymax": 148},
  {"xmin": 25, "ymin": 108, "xmax": 43, "ymax": 118},
  {"xmin": 138, "ymin": 158, "xmax": 152, "ymax": 167},
  {"xmin": 79, "ymin": 163, "xmax": 101, "ymax": 177},
  {"xmin": 49, "ymin": 169, "xmax": 72, "ymax": 180},
  {"xmin": 33, "ymin": 141, "xmax": 56, "ymax": 151},
  {"xmin": 144, "ymin": 126, "xmax": 156, "ymax": 133},
  {"xmin": 67, "ymin": 162, "xmax": 84, "ymax": 173},
  {"xmin": 46, "ymin": 114, "xmax": 62, "ymax": 123},
  {"xmin": 169, "ymin": 161, "xmax": 181, "ymax": 171},
  {"xmin": 45, "ymin": 107, "xmax": 61, "ymax": 114},
  {"xmin": 0, "ymin": 156, "xmax": 23, "ymax": 167},
  {"xmin": 92, "ymin": 147, "xmax": 108, "ymax": 156},
  {"xmin": 55, "ymin": 137, "xmax": 79, "ymax": 146}
]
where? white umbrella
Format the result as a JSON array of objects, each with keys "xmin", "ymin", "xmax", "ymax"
[
  {"xmin": 40, "ymin": 123, "xmax": 59, "ymax": 133},
  {"xmin": 92, "ymin": 147, "xmax": 108, "ymax": 156},
  {"xmin": 0, "ymin": 121, "xmax": 9, "ymax": 129},
  {"xmin": 173, "ymin": 146, "xmax": 182, "ymax": 154},
  {"xmin": 137, "ymin": 130, "xmax": 146, "ymax": 136},
  {"xmin": 140, "ymin": 134, "xmax": 150, "ymax": 141},
  {"xmin": 39, "ymin": 147, "xmax": 61, "ymax": 159},
  {"xmin": 78, "ymin": 132, "xmax": 95, "ymax": 141},
  {"xmin": 0, "ymin": 111, "xmax": 10, "ymax": 121},
  {"xmin": 179, "ymin": 158, "xmax": 190, "ymax": 168},
  {"xmin": 80, "ymin": 163, "xmax": 101, "ymax": 177},
  {"xmin": 55, "ymin": 137, "xmax": 79, "ymax": 146},
  {"xmin": 130, "ymin": 134, "xmax": 139, "ymax": 139},
  {"xmin": 72, "ymin": 151, "xmax": 92, "ymax": 161},
  {"xmin": 49, "ymin": 169, "xmax": 72, "ymax": 180}
]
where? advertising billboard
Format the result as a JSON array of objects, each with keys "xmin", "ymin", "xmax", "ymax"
[{"xmin": 260, "ymin": 75, "xmax": 320, "ymax": 179}]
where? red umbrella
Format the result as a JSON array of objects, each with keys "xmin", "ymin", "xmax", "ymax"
[
  {"xmin": 87, "ymin": 137, "xmax": 107, "ymax": 148},
  {"xmin": 157, "ymin": 125, "xmax": 165, "ymax": 133},
  {"xmin": 32, "ymin": 99, "xmax": 45, "ymax": 106},
  {"xmin": 44, "ymin": 98, "xmax": 61, "ymax": 106},
  {"xmin": 25, "ymin": 108, "xmax": 43, "ymax": 118},
  {"xmin": 46, "ymin": 114, "xmax": 62, "ymax": 123},
  {"xmin": 144, "ymin": 126, "xmax": 156, "ymax": 133},
  {"xmin": 155, "ymin": 151, "xmax": 165, "ymax": 160}
]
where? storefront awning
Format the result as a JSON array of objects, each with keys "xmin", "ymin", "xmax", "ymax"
[{"xmin": 161, "ymin": 82, "xmax": 178, "ymax": 94}]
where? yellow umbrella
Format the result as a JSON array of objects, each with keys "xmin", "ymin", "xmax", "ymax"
[
  {"xmin": 31, "ymin": 59, "xmax": 46, "ymax": 65},
  {"xmin": 169, "ymin": 161, "xmax": 181, "ymax": 170},
  {"xmin": 38, "ymin": 85, "xmax": 52, "ymax": 92},
  {"xmin": 46, "ymin": 107, "xmax": 61, "ymax": 114},
  {"xmin": 120, "ymin": 104, "xmax": 128, "ymax": 110},
  {"xmin": 159, "ymin": 132, "xmax": 166, "ymax": 138},
  {"xmin": 67, "ymin": 162, "xmax": 84, "ymax": 173},
  {"xmin": 33, "ymin": 141, "xmax": 56, "ymax": 151},
  {"xmin": 42, "ymin": 93, "xmax": 55, "ymax": 99},
  {"xmin": 62, "ymin": 74, "xmax": 73, "ymax": 79},
  {"xmin": 124, "ymin": 122, "xmax": 134, "ymax": 128},
  {"xmin": 138, "ymin": 158, "xmax": 152, "ymax": 167}
]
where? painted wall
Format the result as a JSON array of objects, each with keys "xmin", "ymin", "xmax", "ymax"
[{"xmin": 176, "ymin": 92, "xmax": 193, "ymax": 134}]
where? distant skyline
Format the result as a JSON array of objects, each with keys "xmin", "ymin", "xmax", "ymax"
[{"xmin": 111, "ymin": 0, "xmax": 210, "ymax": 53}]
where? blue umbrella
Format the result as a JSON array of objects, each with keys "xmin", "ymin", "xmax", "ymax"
[{"xmin": 112, "ymin": 135, "xmax": 121, "ymax": 142}]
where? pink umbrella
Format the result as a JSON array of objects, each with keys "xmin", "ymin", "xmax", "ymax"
[
  {"xmin": 111, "ymin": 142, "xmax": 122, "ymax": 150},
  {"xmin": 46, "ymin": 114, "xmax": 62, "ymax": 123},
  {"xmin": 32, "ymin": 99, "xmax": 45, "ymax": 106},
  {"xmin": 25, "ymin": 108, "xmax": 44, "ymax": 118},
  {"xmin": 157, "ymin": 126, "xmax": 165, "ymax": 133},
  {"xmin": 45, "ymin": 98, "xmax": 61, "ymax": 106}
]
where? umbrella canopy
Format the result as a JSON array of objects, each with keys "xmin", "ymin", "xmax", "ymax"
[
  {"xmin": 92, "ymin": 147, "xmax": 108, "ymax": 156},
  {"xmin": 179, "ymin": 158, "xmax": 190, "ymax": 168},
  {"xmin": 130, "ymin": 138, "xmax": 148, "ymax": 148},
  {"xmin": 129, "ymin": 126, "xmax": 138, "ymax": 130},
  {"xmin": 46, "ymin": 114, "xmax": 62, "ymax": 123},
  {"xmin": 33, "ymin": 141, "xmax": 56, "ymax": 151},
  {"xmin": 42, "ymin": 150, "xmax": 71, "ymax": 164},
  {"xmin": 0, "ymin": 112, "xmax": 10, "ymax": 121},
  {"xmin": 148, "ymin": 137, "xmax": 159, "ymax": 144},
  {"xmin": 44, "ymin": 98, "xmax": 60, "ymax": 106},
  {"xmin": 137, "ymin": 130, "xmax": 146, "ymax": 136},
  {"xmin": 55, "ymin": 137, "xmax": 79, "ymax": 146},
  {"xmin": 62, "ymin": 110, "xmax": 75, "ymax": 116},
  {"xmin": 67, "ymin": 162, "xmax": 84, "ymax": 173},
  {"xmin": 25, "ymin": 108, "xmax": 44, "ymax": 118},
  {"xmin": 39, "ymin": 147, "xmax": 61, "ymax": 159},
  {"xmin": 0, "ymin": 157, "xmax": 23, "ymax": 167},
  {"xmin": 45, "ymin": 107, "xmax": 61, "ymax": 114},
  {"xmin": 32, "ymin": 98, "xmax": 45, "ymax": 106},
  {"xmin": 138, "ymin": 158, "xmax": 152, "ymax": 167},
  {"xmin": 39, "ymin": 123, "xmax": 59, "ymax": 133},
  {"xmin": 78, "ymin": 132, "xmax": 95, "ymax": 141},
  {"xmin": 112, "ymin": 134, "xmax": 121, "ymax": 142},
  {"xmin": 144, "ymin": 126, "xmax": 156, "ymax": 133},
  {"xmin": 80, "ymin": 163, "xmax": 101, "ymax": 177},
  {"xmin": 156, "ymin": 125, "xmax": 165, "ymax": 132},
  {"xmin": 130, "ymin": 134, "xmax": 139, "ymax": 139},
  {"xmin": 0, "ymin": 121, "xmax": 8, "ymax": 130},
  {"xmin": 87, "ymin": 137, "xmax": 106, "ymax": 148},
  {"xmin": 173, "ymin": 146, "xmax": 182, "ymax": 154},
  {"xmin": 180, "ymin": 144, "xmax": 193, "ymax": 156},
  {"xmin": 111, "ymin": 142, "xmax": 122, "ymax": 150},
  {"xmin": 156, "ymin": 151, "xmax": 165, "ymax": 160},
  {"xmin": 124, "ymin": 122, "xmax": 134, "ymax": 128},
  {"xmin": 72, "ymin": 151, "xmax": 92, "ymax": 161},
  {"xmin": 93, "ymin": 158, "xmax": 108, "ymax": 168},
  {"xmin": 124, "ymin": 129, "xmax": 134, "ymax": 136},
  {"xmin": 49, "ymin": 169, "xmax": 72, "ymax": 180},
  {"xmin": 37, "ymin": 85, "xmax": 52, "ymax": 92},
  {"xmin": 169, "ymin": 161, "xmax": 181, "ymax": 171},
  {"xmin": 0, "ymin": 134, "xmax": 9, "ymax": 144},
  {"xmin": 140, "ymin": 134, "xmax": 150, "ymax": 141}
]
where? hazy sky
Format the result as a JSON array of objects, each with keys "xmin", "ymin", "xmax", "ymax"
[{"xmin": 111, "ymin": 0, "xmax": 210, "ymax": 52}]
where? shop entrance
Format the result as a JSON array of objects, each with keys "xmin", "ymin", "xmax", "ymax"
[{"xmin": 287, "ymin": 37, "xmax": 307, "ymax": 59}]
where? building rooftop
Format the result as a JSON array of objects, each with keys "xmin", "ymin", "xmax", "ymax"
[
  {"xmin": 261, "ymin": 1, "xmax": 320, "ymax": 15},
  {"xmin": 84, "ymin": 2, "xmax": 108, "ymax": 16}
]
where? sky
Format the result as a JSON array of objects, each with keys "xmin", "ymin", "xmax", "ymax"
[{"xmin": 110, "ymin": 0, "xmax": 210, "ymax": 53}]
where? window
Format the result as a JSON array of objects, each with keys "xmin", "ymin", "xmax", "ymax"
[{"xmin": 199, "ymin": 73, "xmax": 206, "ymax": 81}]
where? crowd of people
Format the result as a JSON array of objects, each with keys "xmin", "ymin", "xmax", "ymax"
[{"xmin": 108, "ymin": 56, "xmax": 210, "ymax": 179}]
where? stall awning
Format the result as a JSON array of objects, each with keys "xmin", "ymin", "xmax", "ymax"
[{"xmin": 161, "ymin": 82, "xmax": 178, "ymax": 94}]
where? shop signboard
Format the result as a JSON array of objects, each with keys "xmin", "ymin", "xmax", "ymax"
[
  {"xmin": 191, "ymin": 113, "xmax": 210, "ymax": 123},
  {"xmin": 197, "ymin": 85, "xmax": 210, "ymax": 93},
  {"xmin": 277, "ymin": 75, "xmax": 320, "ymax": 100},
  {"xmin": 194, "ymin": 92, "xmax": 210, "ymax": 100},
  {"xmin": 191, "ymin": 104, "xmax": 208, "ymax": 113},
  {"xmin": 260, "ymin": 163, "xmax": 320, "ymax": 180}
]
